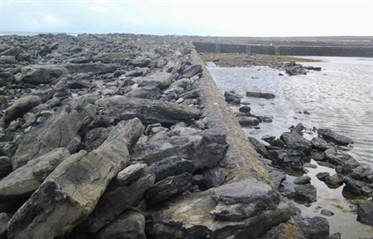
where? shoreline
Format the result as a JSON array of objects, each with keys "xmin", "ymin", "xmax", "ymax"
[{"xmin": 207, "ymin": 60, "xmax": 373, "ymax": 238}]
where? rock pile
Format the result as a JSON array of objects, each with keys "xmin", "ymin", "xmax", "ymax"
[{"xmin": 0, "ymin": 34, "xmax": 301, "ymax": 238}]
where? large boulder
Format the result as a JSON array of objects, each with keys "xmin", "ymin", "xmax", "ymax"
[
  {"xmin": 79, "ymin": 173, "xmax": 154, "ymax": 234},
  {"xmin": 11, "ymin": 100, "xmax": 96, "ymax": 169},
  {"xmin": 356, "ymin": 200, "xmax": 373, "ymax": 226},
  {"xmin": 7, "ymin": 118, "xmax": 144, "ymax": 239},
  {"xmin": 146, "ymin": 179, "xmax": 292, "ymax": 239},
  {"xmin": 298, "ymin": 216, "xmax": 329, "ymax": 239},
  {"xmin": 280, "ymin": 131, "xmax": 312, "ymax": 152},
  {"xmin": 135, "ymin": 72, "xmax": 173, "ymax": 90},
  {"xmin": 95, "ymin": 96, "xmax": 200, "ymax": 124},
  {"xmin": 20, "ymin": 65, "xmax": 67, "ymax": 84},
  {"xmin": 3, "ymin": 95, "xmax": 41, "ymax": 124},
  {"xmin": 131, "ymin": 131, "xmax": 228, "ymax": 172},
  {"xmin": 317, "ymin": 128, "xmax": 354, "ymax": 146},
  {"xmin": 0, "ymin": 148, "xmax": 70, "ymax": 199}
]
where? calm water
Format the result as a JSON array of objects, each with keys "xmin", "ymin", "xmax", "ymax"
[{"xmin": 208, "ymin": 57, "xmax": 373, "ymax": 167}]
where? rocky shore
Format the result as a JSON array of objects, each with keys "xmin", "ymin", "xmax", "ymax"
[
  {"xmin": 0, "ymin": 33, "xmax": 310, "ymax": 238},
  {"xmin": 224, "ymin": 90, "xmax": 373, "ymax": 238}
]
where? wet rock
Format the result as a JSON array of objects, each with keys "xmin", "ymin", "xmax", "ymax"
[
  {"xmin": 131, "ymin": 131, "xmax": 228, "ymax": 172},
  {"xmin": 316, "ymin": 172, "xmax": 330, "ymax": 181},
  {"xmin": 7, "ymin": 118, "xmax": 144, "ymax": 239},
  {"xmin": 237, "ymin": 116, "xmax": 260, "ymax": 127},
  {"xmin": 11, "ymin": 101, "xmax": 96, "ymax": 169},
  {"xmin": 324, "ymin": 148, "xmax": 353, "ymax": 166},
  {"xmin": 181, "ymin": 64, "xmax": 202, "ymax": 78},
  {"xmin": 0, "ymin": 157, "xmax": 12, "ymax": 179},
  {"xmin": 224, "ymin": 91, "xmax": 242, "ymax": 104},
  {"xmin": 0, "ymin": 148, "xmax": 70, "ymax": 199},
  {"xmin": 84, "ymin": 127, "xmax": 112, "ymax": 152},
  {"xmin": 343, "ymin": 176, "xmax": 365, "ymax": 196},
  {"xmin": 95, "ymin": 210, "xmax": 146, "ymax": 239},
  {"xmin": 350, "ymin": 164, "xmax": 373, "ymax": 183},
  {"xmin": 356, "ymin": 200, "xmax": 373, "ymax": 226},
  {"xmin": 285, "ymin": 62, "xmax": 308, "ymax": 76},
  {"xmin": 324, "ymin": 174, "xmax": 344, "ymax": 189},
  {"xmin": 239, "ymin": 105, "xmax": 251, "ymax": 114},
  {"xmin": 261, "ymin": 135, "xmax": 276, "ymax": 143},
  {"xmin": 320, "ymin": 209, "xmax": 334, "ymax": 217},
  {"xmin": 298, "ymin": 216, "xmax": 329, "ymax": 239},
  {"xmin": 246, "ymin": 91, "xmax": 275, "ymax": 99},
  {"xmin": 294, "ymin": 184, "xmax": 317, "ymax": 203},
  {"xmin": 3, "ymin": 95, "xmax": 41, "ymax": 124},
  {"xmin": 276, "ymin": 149, "xmax": 307, "ymax": 171},
  {"xmin": 280, "ymin": 131, "xmax": 312, "ymax": 152},
  {"xmin": 294, "ymin": 176, "xmax": 311, "ymax": 185},
  {"xmin": 145, "ymin": 172, "xmax": 193, "ymax": 207},
  {"xmin": 80, "ymin": 173, "xmax": 154, "ymax": 234},
  {"xmin": 318, "ymin": 128, "xmax": 354, "ymax": 146},
  {"xmin": 311, "ymin": 137, "xmax": 330, "ymax": 150},
  {"xmin": 149, "ymin": 156, "xmax": 194, "ymax": 182},
  {"xmin": 95, "ymin": 96, "xmax": 200, "ymax": 124}
]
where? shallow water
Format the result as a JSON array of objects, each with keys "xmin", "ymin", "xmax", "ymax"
[
  {"xmin": 208, "ymin": 57, "xmax": 373, "ymax": 237},
  {"xmin": 208, "ymin": 56, "xmax": 373, "ymax": 167}
]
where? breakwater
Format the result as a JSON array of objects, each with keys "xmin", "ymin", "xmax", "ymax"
[
  {"xmin": 193, "ymin": 41, "xmax": 373, "ymax": 57},
  {"xmin": 0, "ymin": 34, "xmax": 305, "ymax": 238}
]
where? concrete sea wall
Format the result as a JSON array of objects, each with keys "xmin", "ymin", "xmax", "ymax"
[{"xmin": 193, "ymin": 41, "xmax": 373, "ymax": 57}]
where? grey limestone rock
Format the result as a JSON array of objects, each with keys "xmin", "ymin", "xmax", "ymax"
[
  {"xmin": 3, "ymin": 95, "xmax": 41, "ymax": 124},
  {"xmin": 95, "ymin": 96, "xmax": 200, "ymax": 124},
  {"xmin": 149, "ymin": 156, "xmax": 194, "ymax": 182},
  {"xmin": 7, "ymin": 118, "xmax": 144, "ymax": 239},
  {"xmin": 294, "ymin": 184, "xmax": 317, "ymax": 203},
  {"xmin": 298, "ymin": 216, "xmax": 329, "ymax": 239},
  {"xmin": 145, "ymin": 172, "xmax": 193, "ymax": 207},
  {"xmin": 0, "ymin": 148, "xmax": 71, "ymax": 199},
  {"xmin": 318, "ymin": 128, "xmax": 354, "ymax": 146},
  {"xmin": 11, "ymin": 100, "xmax": 96, "ymax": 169},
  {"xmin": 356, "ymin": 200, "xmax": 373, "ymax": 226}
]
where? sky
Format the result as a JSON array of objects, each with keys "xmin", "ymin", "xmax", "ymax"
[{"xmin": 1, "ymin": 0, "xmax": 372, "ymax": 37}]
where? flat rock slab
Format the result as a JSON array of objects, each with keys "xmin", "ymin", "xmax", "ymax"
[
  {"xmin": 95, "ymin": 96, "xmax": 200, "ymax": 124},
  {"xmin": 8, "ymin": 118, "xmax": 144, "ymax": 239}
]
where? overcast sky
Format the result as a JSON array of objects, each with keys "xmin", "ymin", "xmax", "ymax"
[{"xmin": 1, "ymin": 0, "xmax": 372, "ymax": 36}]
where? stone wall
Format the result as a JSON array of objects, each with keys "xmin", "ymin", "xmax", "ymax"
[{"xmin": 193, "ymin": 41, "xmax": 373, "ymax": 57}]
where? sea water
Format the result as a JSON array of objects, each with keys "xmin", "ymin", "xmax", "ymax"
[{"xmin": 208, "ymin": 56, "xmax": 373, "ymax": 167}]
